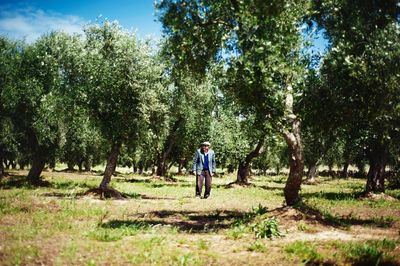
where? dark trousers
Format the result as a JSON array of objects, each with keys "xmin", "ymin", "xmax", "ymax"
[{"xmin": 196, "ymin": 170, "xmax": 212, "ymax": 197}]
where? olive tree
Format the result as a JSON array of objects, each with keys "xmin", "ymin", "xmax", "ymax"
[
  {"xmin": 83, "ymin": 21, "xmax": 165, "ymax": 196},
  {"xmin": 157, "ymin": 0, "xmax": 310, "ymax": 205}
]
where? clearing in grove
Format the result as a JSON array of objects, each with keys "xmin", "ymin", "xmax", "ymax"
[{"xmin": 0, "ymin": 169, "xmax": 399, "ymax": 265}]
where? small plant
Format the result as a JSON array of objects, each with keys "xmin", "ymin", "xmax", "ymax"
[
  {"xmin": 197, "ymin": 239, "xmax": 209, "ymax": 251},
  {"xmin": 227, "ymin": 224, "xmax": 248, "ymax": 240},
  {"xmin": 251, "ymin": 203, "xmax": 268, "ymax": 216},
  {"xmin": 252, "ymin": 217, "xmax": 282, "ymax": 239},
  {"xmin": 232, "ymin": 204, "xmax": 268, "ymax": 227},
  {"xmin": 247, "ymin": 240, "xmax": 266, "ymax": 252},
  {"xmin": 297, "ymin": 221, "xmax": 308, "ymax": 232}
]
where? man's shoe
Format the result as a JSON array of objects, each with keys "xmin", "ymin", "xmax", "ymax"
[
  {"xmin": 195, "ymin": 195, "xmax": 201, "ymax": 199},
  {"xmin": 204, "ymin": 194, "xmax": 210, "ymax": 199}
]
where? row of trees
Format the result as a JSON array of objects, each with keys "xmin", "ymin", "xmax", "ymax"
[{"xmin": 1, "ymin": 0, "xmax": 399, "ymax": 204}]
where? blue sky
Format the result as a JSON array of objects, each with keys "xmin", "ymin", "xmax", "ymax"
[
  {"xmin": 0, "ymin": 0, "xmax": 327, "ymax": 53},
  {"xmin": 0, "ymin": 0, "xmax": 161, "ymax": 42}
]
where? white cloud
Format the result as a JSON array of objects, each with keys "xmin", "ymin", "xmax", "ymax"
[{"xmin": 0, "ymin": 6, "xmax": 87, "ymax": 42}]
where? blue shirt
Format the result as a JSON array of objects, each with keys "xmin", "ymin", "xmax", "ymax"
[{"xmin": 203, "ymin": 153, "xmax": 209, "ymax": 170}]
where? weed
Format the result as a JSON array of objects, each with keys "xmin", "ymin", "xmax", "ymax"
[
  {"xmin": 252, "ymin": 217, "xmax": 282, "ymax": 239},
  {"xmin": 232, "ymin": 203, "xmax": 268, "ymax": 226},
  {"xmin": 297, "ymin": 221, "xmax": 311, "ymax": 232},
  {"xmin": 226, "ymin": 224, "xmax": 248, "ymax": 239},
  {"xmin": 247, "ymin": 240, "xmax": 266, "ymax": 252},
  {"xmin": 251, "ymin": 203, "xmax": 268, "ymax": 216},
  {"xmin": 197, "ymin": 239, "xmax": 210, "ymax": 250}
]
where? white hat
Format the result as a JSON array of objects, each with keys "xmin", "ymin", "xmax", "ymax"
[{"xmin": 201, "ymin": 141, "xmax": 211, "ymax": 146}]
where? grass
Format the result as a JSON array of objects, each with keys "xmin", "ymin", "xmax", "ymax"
[{"xmin": 0, "ymin": 170, "xmax": 399, "ymax": 265}]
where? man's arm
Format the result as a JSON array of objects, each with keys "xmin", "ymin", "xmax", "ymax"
[
  {"xmin": 191, "ymin": 150, "xmax": 199, "ymax": 174},
  {"xmin": 211, "ymin": 152, "xmax": 216, "ymax": 175}
]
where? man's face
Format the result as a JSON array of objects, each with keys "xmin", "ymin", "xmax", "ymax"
[{"xmin": 202, "ymin": 145, "xmax": 209, "ymax": 153}]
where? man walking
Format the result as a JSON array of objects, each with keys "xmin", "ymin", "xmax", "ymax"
[{"xmin": 191, "ymin": 141, "xmax": 216, "ymax": 199}]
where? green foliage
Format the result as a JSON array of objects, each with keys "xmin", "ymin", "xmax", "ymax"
[
  {"xmin": 252, "ymin": 217, "xmax": 282, "ymax": 239},
  {"xmin": 83, "ymin": 21, "xmax": 166, "ymax": 145}
]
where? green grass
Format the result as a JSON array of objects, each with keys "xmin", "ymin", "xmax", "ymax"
[
  {"xmin": 0, "ymin": 170, "xmax": 399, "ymax": 265},
  {"xmin": 285, "ymin": 241, "xmax": 325, "ymax": 265},
  {"xmin": 335, "ymin": 239, "xmax": 398, "ymax": 265}
]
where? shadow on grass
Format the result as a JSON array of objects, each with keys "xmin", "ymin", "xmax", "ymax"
[
  {"xmin": 294, "ymin": 201, "xmax": 395, "ymax": 229},
  {"xmin": 301, "ymin": 191, "xmax": 364, "ymax": 201},
  {"xmin": 124, "ymin": 210, "xmax": 246, "ymax": 232},
  {"xmin": 0, "ymin": 173, "xmax": 51, "ymax": 189}
]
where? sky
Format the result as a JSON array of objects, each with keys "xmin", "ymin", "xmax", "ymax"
[
  {"xmin": 0, "ymin": 0, "xmax": 162, "ymax": 42},
  {"xmin": 0, "ymin": 0, "xmax": 327, "ymax": 53}
]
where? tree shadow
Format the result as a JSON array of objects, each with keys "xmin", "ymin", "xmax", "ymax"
[
  {"xmin": 103, "ymin": 209, "xmax": 246, "ymax": 233},
  {"xmin": 256, "ymin": 185, "xmax": 285, "ymax": 192},
  {"xmin": 301, "ymin": 191, "xmax": 365, "ymax": 201},
  {"xmin": 294, "ymin": 201, "xmax": 395, "ymax": 228},
  {"xmin": 0, "ymin": 173, "xmax": 51, "ymax": 189}
]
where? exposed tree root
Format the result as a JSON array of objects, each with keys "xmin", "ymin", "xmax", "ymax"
[
  {"xmin": 361, "ymin": 192, "xmax": 397, "ymax": 201},
  {"xmin": 303, "ymin": 178, "xmax": 319, "ymax": 185},
  {"xmin": 225, "ymin": 181, "xmax": 256, "ymax": 188},
  {"xmin": 84, "ymin": 187, "xmax": 127, "ymax": 200}
]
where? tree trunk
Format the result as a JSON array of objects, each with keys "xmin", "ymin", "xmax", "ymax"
[
  {"xmin": 237, "ymin": 161, "xmax": 251, "ymax": 184},
  {"xmin": 99, "ymin": 142, "xmax": 121, "ymax": 190},
  {"xmin": 0, "ymin": 154, "xmax": 4, "ymax": 179},
  {"xmin": 177, "ymin": 159, "xmax": 184, "ymax": 175},
  {"xmin": 236, "ymin": 137, "xmax": 265, "ymax": 184},
  {"xmin": 156, "ymin": 118, "xmax": 183, "ymax": 177},
  {"xmin": 341, "ymin": 161, "xmax": 350, "ymax": 178},
  {"xmin": 5, "ymin": 160, "xmax": 10, "ymax": 170},
  {"xmin": 78, "ymin": 160, "xmax": 83, "ymax": 172},
  {"xmin": 67, "ymin": 162, "xmax": 75, "ymax": 171},
  {"xmin": 282, "ymin": 84, "xmax": 304, "ymax": 206},
  {"xmin": 84, "ymin": 158, "xmax": 92, "ymax": 172},
  {"xmin": 27, "ymin": 155, "xmax": 46, "ymax": 183},
  {"xmin": 365, "ymin": 145, "xmax": 388, "ymax": 193},
  {"xmin": 305, "ymin": 161, "xmax": 318, "ymax": 184}
]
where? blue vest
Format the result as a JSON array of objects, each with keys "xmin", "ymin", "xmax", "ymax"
[{"xmin": 203, "ymin": 153, "xmax": 209, "ymax": 170}]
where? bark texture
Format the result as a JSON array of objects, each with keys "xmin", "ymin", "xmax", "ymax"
[
  {"xmin": 27, "ymin": 155, "xmax": 46, "ymax": 183},
  {"xmin": 282, "ymin": 84, "xmax": 304, "ymax": 206},
  {"xmin": 366, "ymin": 145, "xmax": 388, "ymax": 193},
  {"xmin": 236, "ymin": 137, "xmax": 265, "ymax": 184},
  {"xmin": 99, "ymin": 142, "xmax": 121, "ymax": 190}
]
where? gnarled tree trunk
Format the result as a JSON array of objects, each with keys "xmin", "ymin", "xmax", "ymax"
[
  {"xmin": 236, "ymin": 137, "xmax": 265, "ymax": 184},
  {"xmin": 27, "ymin": 155, "xmax": 46, "ymax": 183},
  {"xmin": 305, "ymin": 158, "xmax": 321, "ymax": 184},
  {"xmin": 156, "ymin": 118, "xmax": 182, "ymax": 177},
  {"xmin": 282, "ymin": 84, "xmax": 304, "ymax": 206},
  {"xmin": 366, "ymin": 144, "xmax": 388, "ymax": 193},
  {"xmin": 99, "ymin": 142, "xmax": 121, "ymax": 190}
]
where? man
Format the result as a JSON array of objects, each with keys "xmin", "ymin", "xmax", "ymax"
[{"xmin": 191, "ymin": 141, "xmax": 216, "ymax": 199}]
